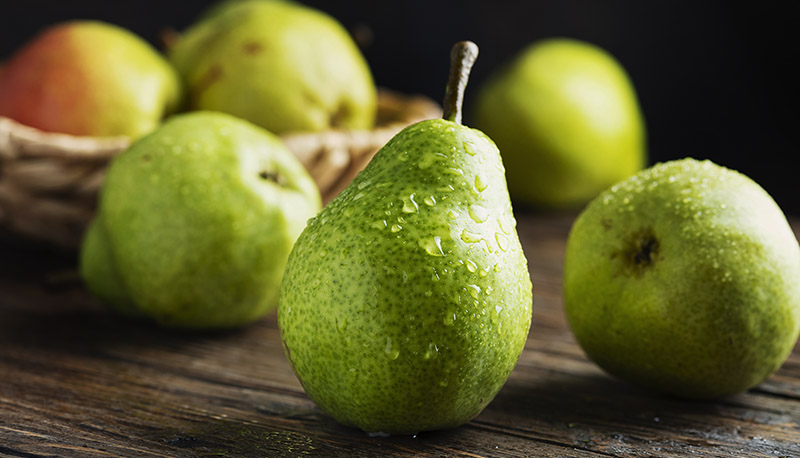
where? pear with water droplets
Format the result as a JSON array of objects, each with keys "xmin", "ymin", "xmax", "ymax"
[
  {"xmin": 80, "ymin": 111, "xmax": 321, "ymax": 329},
  {"xmin": 278, "ymin": 42, "xmax": 532, "ymax": 435},
  {"xmin": 564, "ymin": 158, "xmax": 800, "ymax": 398}
]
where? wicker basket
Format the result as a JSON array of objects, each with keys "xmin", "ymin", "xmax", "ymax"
[{"xmin": 0, "ymin": 89, "xmax": 441, "ymax": 249}]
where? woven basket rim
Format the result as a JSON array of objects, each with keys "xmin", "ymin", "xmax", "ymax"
[{"xmin": 0, "ymin": 88, "xmax": 442, "ymax": 249}]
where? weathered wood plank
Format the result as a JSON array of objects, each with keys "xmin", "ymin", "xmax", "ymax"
[{"xmin": 1, "ymin": 213, "xmax": 799, "ymax": 457}]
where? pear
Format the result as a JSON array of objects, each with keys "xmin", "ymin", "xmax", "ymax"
[
  {"xmin": 564, "ymin": 158, "xmax": 800, "ymax": 398},
  {"xmin": 278, "ymin": 42, "xmax": 532, "ymax": 435},
  {"xmin": 169, "ymin": 0, "xmax": 376, "ymax": 135},
  {"xmin": 473, "ymin": 38, "xmax": 646, "ymax": 209},
  {"xmin": 80, "ymin": 111, "xmax": 320, "ymax": 329},
  {"xmin": 0, "ymin": 20, "xmax": 181, "ymax": 139}
]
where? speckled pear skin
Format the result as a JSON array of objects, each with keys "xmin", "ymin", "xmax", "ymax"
[
  {"xmin": 564, "ymin": 158, "xmax": 800, "ymax": 398},
  {"xmin": 80, "ymin": 111, "xmax": 321, "ymax": 329},
  {"xmin": 278, "ymin": 119, "xmax": 533, "ymax": 435}
]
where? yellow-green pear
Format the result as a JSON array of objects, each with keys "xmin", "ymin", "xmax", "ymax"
[
  {"xmin": 473, "ymin": 38, "xmax": 646, "ymax": 209},
  {"xmin": 564, "ymin": 158, "xmax": 800, "ymax": 398},
  {"xmin": 80, "ymin": 111, "xmax": 320, "ymax": 329},
  {"xmin": 169, "ymin": 0, "xmax": 376, "ymax": 134}
]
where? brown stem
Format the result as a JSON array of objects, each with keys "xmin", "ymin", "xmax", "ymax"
[{"xmin": 442, "ymin": 41, "xmax": 479, "ymax": 124}]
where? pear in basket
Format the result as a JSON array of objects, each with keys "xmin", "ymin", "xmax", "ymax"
[
  {"xmin": 0, "ymin": 20, "xmax": 181, "ymax": 139},
  {"xmin": 169, "ymin": 0, "xmax": 376, "ymax": 134}
]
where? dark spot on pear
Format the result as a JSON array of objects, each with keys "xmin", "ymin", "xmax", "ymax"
[
  {"xmin": 242, "ymin": 41, "xmax": 263, "ymax": 55},
  {"xmin": 615, "ymin": 227, "xmax": 660, "ymax": 276},
  {"xmin": 329, "ymin": 104, "xmax": 351, "ymax": 128},
  {"xmin": 260, "ymin": 169, "xmax": 287, "ymax": 187},
  {"xmin": 634, "ymin": 236, "xmax": 659, "ymax": 266},
  {"xmin": 192, "ymin": 64, "xmax": 224, "ymax": 101}
]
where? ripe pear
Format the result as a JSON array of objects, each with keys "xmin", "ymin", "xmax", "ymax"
[
  {"xmin": 564, "ymin": 158, "xmax": 800, "ymax": 398},
  {"xmin": 0, "ymin": 20, "xmax": 181, "ymax": 138},
  {"xmin": 473, "ymin": 38, "xmax": 646, "ymax": 209},
  {"xmin": 169, "ymin": 0, "xmax": 376, "ymax": 135},
  {"xmin": 278, "ymin": 42, "xmax": 532, "ymax": 435},
  {"xmin": 80, "ymin": 111, "xmax": 321, "ymax": 329}
]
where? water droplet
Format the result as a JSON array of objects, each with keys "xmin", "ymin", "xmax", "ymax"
[
  {"xmin": 495, "ymin": 304, "xmax": 504, "ymax": 315},
  {"xmin": 423, "ymin": 196, "xmax": 436, "ymax": 206},
  {"xmin": 448, "ymin": 209, "xmax": 459, "ymax": 220},
  {"xmin": 462, "ymin": 141, "xmax": 476, "ymax": 156},
  {"xmin": 418, "ymin": 154, "xmax": 434, "ymax": 169},
  {"xmin": 319, "ymin": 250, "xmax": 327, "ymax": 258},
  {"xmin": 469, "ymin": 205, "xmax": 489, "ymax": 223},
  {"xmin": 465, "ymin": 260, "xmax": 477, "ymax": 273},
  {"xmin": 357, "ymin": 180, "xmax": 371, "ymax": 190},
  {"xmin": 466, "ymin": 284, "xmax": 481, "ymax": 299},
  {"xmin": 336, "ymin": 317, "xmax": 348, "ymax": 333},
  {"xmin": 353, "ymin": 192, "xmax": 366, "ymax": 200},
  {"xmin": 423, "ymin": 342, "xmax": 440, "ymax": 360},
  {"xmin": 474, "ymin": 174, "xmax": 488, "ymax": 192},
  {"xmin": 444, "ymin": 167, "xmax": 464, "ymax": 176},
  {"xmin": 421, "ymin": 236, "xmax": 445, "ymax": 256},
  {"xmin": 403, "ymin": 194, "xmax": 419, "ymax": 213},
  {"xmin": 439, "ymin": 379, "xmax": 449, "ymax": 387},
  {"xmin": 397, "ymin": 151, "xmax": 409, "ymax": 162},
  {"xmin": 493, "ymin": 263, "xmax": 503, "ymax": 273},
  {"xmin": 371, "ymin": 220, "xmax": 387, "ymax": 230},
  {"xmin": 402, "ymin": 271, "xmax": 409, "ymax": 283},
  {"xmin": 497, "ymin": 218, "xmax": 511, "ymax": 235},
  {"xmin": 384, "ymin": 336, "xmax": 400, "ymax": 360},
  {"xmin": 496, "ymin": 233, "xmax": 509, "ymax": 251},
  {"xmin": 443, "ymin": 310, "xmax": 456, "ymax": 326},
  {"xmin": 391, "ymin": 224, "xmax": 402, "ymax": 233},
  {"xmin": 461, "ymin": 229, "xmax": 481, "ymax": 243},
  {"xmin": 424, "ymin": 290, "xmax": 433, "ymax": 297},
  {"xmin": 438, "ymin": 185, "xmax": 455, "ymax": 193},
  {"xmin": 431, "ymin": 267, "xmax": 440, "ymax": 281}
]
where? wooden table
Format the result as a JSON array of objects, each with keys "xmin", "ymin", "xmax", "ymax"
[{"xmin": 1, "ymin": 213, "xmax": 798, "ymax": 457}]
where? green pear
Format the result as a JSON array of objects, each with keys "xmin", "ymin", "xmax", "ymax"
[
  {"xmin": 473, "ymin": 38, "xmax": 646, "ymax": 209},
  {"xmin": 0, "ymin": 20, "xmax": 181, "ymax": 138},
  {"xmin": 169, "ymin": 0, "xmax": 376, "ymax": 135},
  {"xmin": 278, "ymin": 42, "xmax": 532, "ymax": 435},
  {"xmin": 563, "ymin": 158, "xmax": 800, "ymax": 398},
  {"xmin": 195, "ymin": 0, "xmax": 293, "ymax": 21},
  {"xmin": 80, "ymin": 111, "xmax": 320, "ymax": 329}
]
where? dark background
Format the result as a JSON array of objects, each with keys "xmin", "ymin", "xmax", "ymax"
[{"xmin": 2, "ymin": 1, "xmax": 797, "ymax": 215}]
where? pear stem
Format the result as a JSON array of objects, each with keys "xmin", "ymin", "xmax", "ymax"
[{"xmin": 442, "ymin": 41, "xmax": 479, "ymax": 125}]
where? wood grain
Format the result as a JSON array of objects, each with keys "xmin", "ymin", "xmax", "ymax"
[{"xmin": 1, "ymin": 213, "xmax": 798, "ymax": 457}]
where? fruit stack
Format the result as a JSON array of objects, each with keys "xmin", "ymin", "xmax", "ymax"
[
  {"xmin": 0, "ymin": 1, "xmax": 440, "ymax": 248},
  {"xmin": 2, "ymin": 0, "xmax": 799, "ymax": 440}
]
